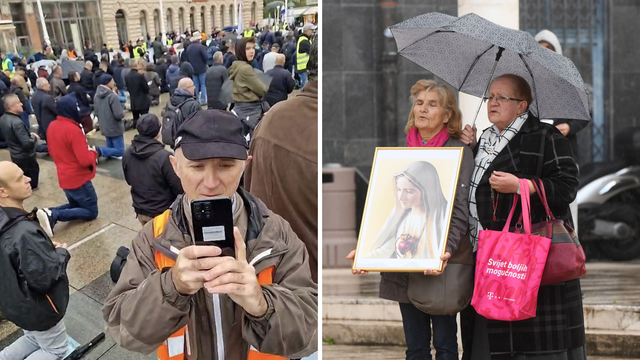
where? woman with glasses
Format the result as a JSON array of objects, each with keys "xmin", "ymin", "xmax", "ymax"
[{"xmin": 460, "ymin": 74, "xmax": 585, "ymax": 360}]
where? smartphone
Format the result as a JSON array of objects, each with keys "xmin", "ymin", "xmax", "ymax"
[{"xmin": 191, "ymin": 197, "xmax": 235, "ymax": 257}]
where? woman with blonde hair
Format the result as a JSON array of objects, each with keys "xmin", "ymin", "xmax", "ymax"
[{"xmin": 348, "ymin": 79, "xmax": 474, "ymax": 360}]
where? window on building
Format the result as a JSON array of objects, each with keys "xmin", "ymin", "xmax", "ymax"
[
  {"xmin": 36, "ymin": 1, "xmax": 104, "ymax": 51},
  {"xmin": 9, "ymin": 3, "xmax": 30, "ymax": 49}
]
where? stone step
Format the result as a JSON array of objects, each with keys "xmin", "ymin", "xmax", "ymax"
[{"xmin": 322, "ymin": 297, "xmax": 640, "ymax": 357}]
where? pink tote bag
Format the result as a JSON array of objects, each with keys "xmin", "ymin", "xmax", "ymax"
[{"xmin": 471, "ymin": 179, "xmax": 552, "ymax": 321}]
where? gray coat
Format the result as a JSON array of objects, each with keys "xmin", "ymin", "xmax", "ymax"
[
  {"xmin": 205, "ymin": 64, "xmax": 228, "ymax": 109},
  {"xmin": 0, "ymin": 112, "xmax": 36, "ymax": 160},
  {"xmin": 94, "ymin": 85, "xmax": 125, "ymax": 137}
]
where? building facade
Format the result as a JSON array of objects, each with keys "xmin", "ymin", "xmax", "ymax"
[{"xmin": 0, "ymin": 0, "xmax": 262, "ymax": 55}]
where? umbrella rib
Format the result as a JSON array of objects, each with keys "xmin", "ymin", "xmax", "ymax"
[
  {"xmin": 460, "ymin": 45, "xmax": 495, "ymax": 90},
  {"xmin": 518, "ymin": 54, "xmax": 540, "ymax": 119}
]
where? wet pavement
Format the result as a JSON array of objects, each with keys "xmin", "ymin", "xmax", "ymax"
[{"xmin": 321, "ymin": 345, "xmax": 637, "ymax": 359}]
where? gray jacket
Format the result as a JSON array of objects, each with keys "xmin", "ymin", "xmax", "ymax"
[
  {"xmin": 0, "ymin": 112, "xmax": 36, "ymax": 160},
  {"xmin": 94, "ymin": 85, "xmax": 125, "ymax": 137}
]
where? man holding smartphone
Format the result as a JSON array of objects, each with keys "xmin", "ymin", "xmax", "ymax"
[{"xmin": 103, "ymin": 109, "xmax": 317, "ymax": 360}]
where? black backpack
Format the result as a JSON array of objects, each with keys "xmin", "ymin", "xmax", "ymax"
[
  {"xmin": 161, "ymin": 99, "xmax": 189, "ymax": 147},
  {"xmin": 109, "ymin": 246, "xmax": 130, "ymax": 283}
]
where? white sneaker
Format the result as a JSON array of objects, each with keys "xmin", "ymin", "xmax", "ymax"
[{"xmin": 36, "ymin": 208, "xmax": 54, "ymax": 238}]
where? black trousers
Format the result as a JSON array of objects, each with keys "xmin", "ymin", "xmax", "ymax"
[
  {"xmin": 131, "ymin": 108, "xmax": 149, "ymax": 126},
  {"xmin": 12, "ymin": 156, "xmax": 39, "ymax": 189}
]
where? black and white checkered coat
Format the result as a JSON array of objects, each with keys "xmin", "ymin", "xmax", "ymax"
[
  {"xmin": 472, "ymin": 112, "xmax": 579, "ymax": 232},
  {"xmin": 470, "ymin": 112, "xmax": 585, "ymax": 356}
]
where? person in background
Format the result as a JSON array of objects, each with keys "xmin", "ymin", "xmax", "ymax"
[
  {"xmin": 165, "ymin": 55, "xmax": 181, "ymax": 96},
  {"xmin": 205, "ymin": 51, "xmax": 228, "ymax": 110},
  {"xmin": 67, "ymin": 71, "xmax": 94, "ymax": 133},
  {"xmin": 229, "ymin": 37, "xmax": 268, "ymax": 137},
  {"xmin": 155, "ymin": 55, "xmax": 169, "ymax": 93},
  {"xmin": 94, "ymin": 74, "xmax": 125, "ymax": 160},
  {"xmin": 49, "ymin": 65, "xmax": 66, "ymax": 99},
  {"xmin": 296, "ymin": 23, "xmax": 314, "ymax": 89},
  {"xmin": 9, "ymin": 76, "xmax": 32, "ymax": 130},
  {"xmin": 124, "ymin": 59, "xmax": 150, "ymax": 128},
  {"xmin": 264, "ymin": 54, "xmax": 295, "ymax": 107},
  {"xmin": 144, "ymin": 63, "xmax": 161, "ymax": 106},
  {"xmin": 223, "ymin": 40, "xmax": 237, "ymax": 68},
  {"xmin": 459, "ymin": 74, "xmax": 583, "ymax": 359},
  {"xmin": 39, "ymin": 94, "xmax": 100, "ymax": 233},
  {"xmin": 245, "ymin": 79, "xmax": 319, "ymax": 281},
  {"xmin": 0, "ymin": 94, "xmax": 39, "ymax": 190},
  {"xmin": 31, "ymin": 78, "xmax": 56, "ymax": 149},
  {"xmin": 185, "ymin": 31, "xmax": 209, "ymax": 104},
  {"xmin": 122, "ymin": 114, "xmax": 182, "ymax": 225},
  {"xmin": 111, "ymin": 55, "xmax": 127, "ymax": 104},
  {"xmin": 0, "ymin": 161, "xmax": 71, "ymax": 360},
  {"xmin": 348, "ymin": 79, "xmax": 474, "ymax": 360},
  {"xmin": 262, "ymin": 43, "xmax": 280, "ymax": 73}
]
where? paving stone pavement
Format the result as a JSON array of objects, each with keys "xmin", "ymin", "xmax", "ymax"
[{"xmin": 321, "ymin": 345, "xmax": 638, "ymax": 359}]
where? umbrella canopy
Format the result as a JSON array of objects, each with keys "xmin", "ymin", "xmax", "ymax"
[
  {"xmin": 219, "ymin": 68, "xmax": 272, "ymax": 105},
  {"xmin": 390, "ymin": 12, "xmax": 590, "ymax": 122}
]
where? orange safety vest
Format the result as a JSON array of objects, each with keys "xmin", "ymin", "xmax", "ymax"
[{"xmin": 152, "ymin": 210, "xmax": 286, "ymax": 360}]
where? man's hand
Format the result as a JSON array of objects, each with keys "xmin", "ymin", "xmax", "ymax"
[
  {"xmin": 424, "ymin": 252, "xmax": 450, "ymax": 275},
  {"xmin": 171, "ymin": 245, "xmax": 222, "ymax": 295},
  {"xmin": 556, "ymin": 123, "xmax": 570, "ymax": 137},
  {"xmin": 203, "ymin": 227, "xmax": 268, "ymax": 317},
  {"xmin": 346, "ymin": 250, "xmax": 368, "ymax": 275},
  {"xmin": 460, "ymin": 124, "xmax": 477, "ymax": 149},
  {"xmin": 52, "ymin": 241, "xmax": 67, "ymax": 249},
  {"xmin": 31, "ymin": 132, "xmax": 40, "ymax": 141}
]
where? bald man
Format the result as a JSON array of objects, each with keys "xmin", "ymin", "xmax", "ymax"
[
  {"xmin": 0, "ymin": 94, "xmax": 39, "ymax": 189},
  {"xmin": 164, "ymin": 76, "xmax": 200, "ymax": 143},
  {"xmin": 80, "ymin": 60, "xmax": 94, "ymax": 93},
  {"xmin": 264, "ymin": 53, "xmax": 295, "ymax": 107},
  {"xmin": 0, "ymin": 161, "xmax": 71, "ymax": 360}
]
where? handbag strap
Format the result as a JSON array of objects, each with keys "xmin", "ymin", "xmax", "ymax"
[
  {"xmin": 531, "ymin": 179, "xmax": 555, "ymax": 220},
  {"xmin": 502, "ymin": 192, "xmax": 520, "ymax": 233},
  {"xmin": 520, "ymin": 179, "xmax": 533, "ymax": 235}
]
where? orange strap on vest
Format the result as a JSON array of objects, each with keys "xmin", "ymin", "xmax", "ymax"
[{"xmin": 152, "ymin": 210, "xmax": 286, "ymax": 360}]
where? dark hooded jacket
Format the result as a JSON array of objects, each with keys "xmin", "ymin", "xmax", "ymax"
[
  {"xmin": 80, "ymin": 68, "xmax": 94, "ymax": 91},
  {"xmin": 166, "ymin": 63, "xmax": 181, "ymax": 95},
  {"xmin": 124, "ymin": 69, "xmax": 150, "ymax": 111},
  {"xmin": 167, "ymin": 88, "xmax": 200, "ymax": 121},
  {"xmin": 112, "ymin": 63, "xmax": 125, "ymax": 90},
  {"xmin": 31, "ymin": 88, "xmax": 57, "ymax": 140},
  {"xmin": 92, "ymin": 68, "xmax": 106, "ymax": 91},
  {"xmin": 122, "ymin": 132, "xmax": 183, "ymax": 217},
  {"xmin": 168, "ymin": 62, "xmax": 194, "ymax": 96},
  {"xmin": 0, "ymin": 206, "xmax": 71, "ymax": 332},
  {"xmin": 68, "ymin": 80, "xmax": 93, "ymax": 116}
]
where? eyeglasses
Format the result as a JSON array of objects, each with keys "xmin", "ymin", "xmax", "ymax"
[{"xmin": 482, "ymin": 95, "xmax": 523, "ymax": 104}]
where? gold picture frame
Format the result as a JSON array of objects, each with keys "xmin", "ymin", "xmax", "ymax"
[{"xmin": 352, "ymin": 147, "xmax": 464, "ymax": 272}]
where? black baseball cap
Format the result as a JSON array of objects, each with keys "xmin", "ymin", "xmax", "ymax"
[{"xmin": 174, "ymin": 109, "xmax": 248, "ymax": 161}]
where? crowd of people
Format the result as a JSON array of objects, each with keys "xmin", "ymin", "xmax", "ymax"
[{"xmin": 0, "ymin": 21, "xmax": 319, "ymax": 360}]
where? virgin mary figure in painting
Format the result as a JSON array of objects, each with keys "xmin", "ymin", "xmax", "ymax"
[{"xmin": 363, "ymin": 161, "xmax": 448, "ymax": 260}]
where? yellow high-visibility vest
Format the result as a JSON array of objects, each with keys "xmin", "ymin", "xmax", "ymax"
[
  {"xmin": 296, "ymin": 36, "xmax": 310, "ymax": 71},
  {"xmin": 133, "ymin": 46, "xmax": 143, "ymax": 59},
  {"xmin": 244, "ymin": 29, "xmax": 255, "ymax": 38}
]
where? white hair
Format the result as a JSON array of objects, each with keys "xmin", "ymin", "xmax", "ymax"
[{"xmin": 35, "ymin": 77, "xmax": 49, "ymax": 89}]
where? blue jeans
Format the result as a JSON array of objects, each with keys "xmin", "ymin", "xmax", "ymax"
[
  {"xmin": 99, "ymin": 135, "xmax": 124, "ymax": 158},
  {"xmin": 192, "ymin": 73, "xmax": 206, "ymax": 103},
  {"xmin": 50, "ymin": 181, "xmax": 98, "ymax": 223},
  {"xmin": 298, "ymin": 71, "xmax": 308, "ymax": 88},
  {"xmin": 117, "ymin": 88, "xmax": 126, "ymax": 103},
  {"xmin": 399, "ymin": 302, "xmax": 458, "ymax": 360}
]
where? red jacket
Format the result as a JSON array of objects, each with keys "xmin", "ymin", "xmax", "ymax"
[{"xmin": 47, "ymin": 116, "xmax": 97, "ymax": 190}]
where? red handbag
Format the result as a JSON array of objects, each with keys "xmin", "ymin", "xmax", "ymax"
[{"xmin": 516, "ymin": 179, "xmax": 587, "ymax": 285}]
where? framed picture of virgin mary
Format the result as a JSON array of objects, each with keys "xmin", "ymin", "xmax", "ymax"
[{"xmin": 352, "ymin": 147, "xmax": 464, "ymax": 272}]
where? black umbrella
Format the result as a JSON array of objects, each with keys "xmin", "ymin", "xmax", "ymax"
[{"xmin": 390, "ymin": 12, "xmax": 590, "ymax": 124}]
